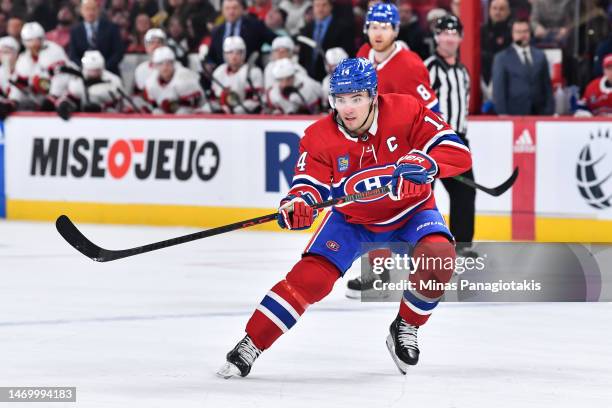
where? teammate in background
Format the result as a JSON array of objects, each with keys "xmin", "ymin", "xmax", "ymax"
[
  {"xmin": 321, "ymin": 47, "xmax": 348, "ymax": 110},
  {"xmin": 56, "ymin": 51, "xmax": 124, "ymax": 120},
  {"xmin": 211, "ymin": 36, "xmax": 263, "ymax": 114},
  {"xmin": 11, "ymin": 22, "xmax": 71, "ymax": 111},
  {"xmin": 575, "ymin": 54, "xmax": 612, "ymax": 117},
  {"xmin": 266, "ymin": 58, "xmax": 322, "ymax": 114},
  {"xmin": 133, "ymin": 29, "xmax": 170, "ymax": 98},
  {"xmin": 356, "ymin": 3, "xmax": 439, "ymax": 111},
  {"xmin": 144, "ymin": 46, "xmax": 205, "ymax": 114},
  {"xmin": 424, "ymin": 15, "xmax": 476, "ymax": 258},
  {"xmin": 217, "ymin": 58, "xmax": 471, "ymax": 378},
  {"xmin": 346, "ymin": 3, "xmax": 440, "ymax": 299},
  {"xmin": 0, "ymin": 36, "xmax": 21, "ymax": 118},
  {"xmin": 263, "ymin": 36, "xmax": 307, "ymax": 91}
]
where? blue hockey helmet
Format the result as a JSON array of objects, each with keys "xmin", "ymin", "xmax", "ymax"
[
  {"xmin": 328, "ymin": 58, "xmax": 377, "ymax": 108},
  {"xmin": 364, "ymin": 3, "xmax": 400, "ymax": 33}
]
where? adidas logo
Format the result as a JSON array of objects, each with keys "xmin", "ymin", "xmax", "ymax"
[{"xmin": 513, "ymin": 129, "xmax": 536, "ymax": 153}]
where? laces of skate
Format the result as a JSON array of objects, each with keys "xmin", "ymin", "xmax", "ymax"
[
  {"xmin": 398, "ymin": 324, "xmax": 418, "ymax": 348},
  {"xmin": 238, "ymin": 340, "xmax": 260, "ymax": 363}
]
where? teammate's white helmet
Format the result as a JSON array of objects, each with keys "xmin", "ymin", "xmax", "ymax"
[
  {"xmin": 144, "ymin": 28, "xmax": 166, "ymax": 44},
  {"xmin": 81, "ymin": 50, "xmax": 105, "ymax": 71},
  {"xmin": 21, "ymin": 22, "xmax": 45, "ymax": 42},
  {"xmin": 0, "ymin": 36, "xmax": 20, "ymax": 52},
  {"xmin": 325, "ymin": 47, "xmax": 349, "ymax": 67},
  {"xmin": 272, "ymin": 58, "xmax": 296, "ymax": 80},
  {"xmin": 223, "ymin": 36, "xmax": 246, "ymax": 53},
  {"xmin": 152, "ymin": 46, "xmax": 175, "ymax": 64},
  {"xmin": 271, "ymin": 36, "xmax": 294, "ymax": 52}
]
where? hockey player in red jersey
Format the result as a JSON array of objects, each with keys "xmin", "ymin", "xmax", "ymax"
[
  {"xmin": 575, "ymin": 54, "xmax": 612, "ymax": 117},
  {"xmin": 217, "ymin": 58, "xmax": 471, "ymax": 378},
  {"xmin": 357, "ymin": 3, "xmax": 438, "ymax": 111}
]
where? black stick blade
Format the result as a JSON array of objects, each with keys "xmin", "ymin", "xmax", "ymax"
[
  {"xmin": 56, "ymin": 215, "xmax": 106, "ymax": 262},
  {"xmin": 455, "ymin": 167, "xmax": 519, "ymax": 197}
]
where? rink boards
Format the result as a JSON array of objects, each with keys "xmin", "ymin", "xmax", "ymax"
[{"xmin": 1, "ymin": 113, "xmax": 611, "ymax": 242}]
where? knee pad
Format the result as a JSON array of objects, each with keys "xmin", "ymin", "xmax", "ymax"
[
  {"xmin": 286, "ymin": 255, "xmax": 340, "ymax": 304},
  {"xmin": 410, "ymin": 233, "xmax": 456, "ymax": 299}
]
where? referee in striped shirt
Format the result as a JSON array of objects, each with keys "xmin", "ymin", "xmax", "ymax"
[{"xmin": 425, "ymin": 15, "xmax": 476, "ymax": 258}]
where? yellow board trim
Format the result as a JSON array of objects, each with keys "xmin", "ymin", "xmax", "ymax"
[{"xmin": 8, "ymin": 199, "xmax": 612, "ymax": 242}]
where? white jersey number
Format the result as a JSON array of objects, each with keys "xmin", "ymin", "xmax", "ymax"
[
  {"xmin": 424, "ymin": 115, "xmax": 444, "ymax": 130},
  {"xmin": 296, "ymin": 152, "xmax": 308, "ymax": 171},
  {"xmin": 416, "ymin": 84, "xmax": 431, "ymax": 101}
]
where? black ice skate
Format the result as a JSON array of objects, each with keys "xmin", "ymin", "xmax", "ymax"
[
  {"xmin": 216, "ymin": 335, "xmax": 262, "ymax": 379},
  {"xmin": 345, "ymin": 266, "xmax": 390, "ymax": 299},
  {"xmin": 386, "ymin": 315, "xmax": 419, "ymax": 374}
]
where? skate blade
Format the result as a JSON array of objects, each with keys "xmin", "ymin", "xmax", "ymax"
[
  {"xmin": 345, "ymin": 287, "xmax": 391, "ymax": 300},
  {"xmin": 385, "ymin": 334, "xmax": 408, "ymax": 375},
  {"xmin": 216, "ymin": 362, "xmax": 242, "ymax": 379}
]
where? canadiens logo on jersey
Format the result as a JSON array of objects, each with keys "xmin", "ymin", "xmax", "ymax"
[
  {"xmin": 337, "ymin": 155, "xmax": 350, "ymax": 172},
  {"xmin": 342, "ymin": 165, "xmax": 395, "ymax": 203}
]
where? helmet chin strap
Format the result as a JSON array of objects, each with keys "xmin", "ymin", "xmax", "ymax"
[{"xmin": 334, "ymin": 98, "xmax": 376, "ymax": 142}]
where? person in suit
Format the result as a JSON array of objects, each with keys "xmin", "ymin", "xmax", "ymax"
[
  {"xmin": 205, "ymin": 0, "xmax": 277, "ymax": 67},
  {"xmin": 68, "ymin": 0, "xmax": 125, "ymax": 75},
  {"xmin": 492, "ymin": 18, "xmax": 554, "ymax": 115},
  {"xmin": 297, "ymin": 0, "xmax": 354, "ymax": 82}
]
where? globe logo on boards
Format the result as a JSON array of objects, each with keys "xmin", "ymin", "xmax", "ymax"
[{"xmin": 576, "ymin": 130, "xmax": 612, "ymax": 209}]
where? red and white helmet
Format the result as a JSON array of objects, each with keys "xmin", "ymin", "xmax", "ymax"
[
  {"xmin": 152, "ymin": 46, "xmax": 176, "ymax": 64},
  {"xmin": 223, "ymin": 36, "xmax": 246, "ymax": 53},
  {"xmin": 21, "ymin": 22, "xmax": 45, "ymax": 43}
]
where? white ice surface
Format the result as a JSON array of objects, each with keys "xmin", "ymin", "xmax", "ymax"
[{"xmin": 0, "ymin": 220, "xmax": 611, "ymax": 408}]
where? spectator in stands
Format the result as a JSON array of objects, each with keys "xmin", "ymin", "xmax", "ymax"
[
  {"xmin": 530, "ymin": 0, "xmax": 574, "ymax": 48},
  {"xmin": 166, "ymin": 15, "xmax": 189, "ymax": 66},
  {"xmin": 2, "ymin": 0, "xmax": 26, "ymax": 18},
  {"xmin": 594, "ymin": 34, "xmax": 612, "ymax": 77},
  {"xmin": 166, "ymin": 0, "xmax": 189, "ymax": 23},
  {"xmin": 0, "ymin": 12, "xmax": 8, "ymax": 37},
  {"xmin": 321, "ymin": 46, "xmax": 347, "ymax": 109},
  {"xmin": 508, "ymin": 0, "xmax": 531, "ymax": 20},
  {"xmin": 129, "ymin": 0, "xmax": 159, "ymax": 29},
  {"xmin": 206, "ymin": 0, "xmax": 277, "ymax": 67},
  {"xmin": 69, "ymin": 0, "xmax": 125, "ymax": 75},
  {"xmin": 127, "ymin": 13, "xmax": 152, "ymax": 53},
  {"xmin": 26, "ymin": 0, "xmax": 56, "ymax": 31},
  {"xmin": 298, "ymin": 0, "xmax": 355, "ymax": 81},
  {"xmin": 492, "ymin": 18, "xmax": 554, "ymax": 115},
  {"xmin": 144, "ymin": 46, "xmax": 205, "ymax": 114},
  {"xmin": 264, "ymin": 36, "xmax": 306, "ymax": 89},
  {"xmin": 480, "ymin": 0, "xmax": 512, "ymax": 103},
  {"xmin": 265, "ymin": 7, "xmax": 288, "ymax": 36},
  {"xmin": 422, "ymin": 8, "xmax": 447, "ymax": 56},
  {"xmin": 575, "ymin": 53, "xmax": 612, "ymax": 116},
  {"xmin": 266, "ymin": 57, "xmax": 322, "ymax": 114},
  {"xmin": 46, "ymin": 6, "xmax": 76, "ymax": 51},
  {"xmin": 6, "ymin": 16, "xmax": 23, "ymax": 44},
  {"xmin": 249, "ymin": 0, "xmax": 272, "ymax": 22},
  {"xmin": 279, "ymin": 0, "xmax": 311, "ymax": 36},
  {"xmin": 186, "ymin": 13, "xmax": 211, "ymax": 52},
  {"xmin": 211, "ymin": 36, "xmax": 264, "ymax": 113},
  {"xmin": 397, "ymin": 0, "xmax": 428, "ymax": 60}
]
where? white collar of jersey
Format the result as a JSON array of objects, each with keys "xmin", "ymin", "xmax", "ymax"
[
  {"xmin": 599, "ymin": 76, "xmax": 612, "ymax": 93},
  {"xmin": 337, "ymin": 104, "xmax": 379, "ymax": 142},
  {"xmin": 368, "ymin": 42, "xmax": 402, "ymax": 71}
]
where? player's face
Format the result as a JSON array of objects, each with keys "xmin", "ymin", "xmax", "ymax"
[
  {"xmin": 367, "ymin": 22, "xmax": 397, "ymax": 52},
  {"xmin": 334, "ymin": 91, "xmax": 374, "ymax": 131},
  {"xmin": 278, "ymin": 76, "xmax": 295, "ymax": 89},
  {"xmin": 157, "ymin": 60, "xmax": 175, "ymax": 80},
  {"xmin": 24, "ymin": 38, "xmax": 42, "ymax": 54},
  {"xmin": 272, "ymin": 48, "xmax": 291, "ymax": 61},
  {"xmin": 224, "ymin": 50, "xmax": 245, "ymax": 70},
  {"xmin": 604, "ymin": 65, "xmax": 612, "ymax": 82},
  {"xmin": 0, "ymin": 47, "xmax": 17, "ymax": 66},
  {"xmin": 145, "ymin": 39, "xmax": 163, "ymax": 56},
  {"xmin": 436, "ymin": 30, "xmax": 461, "ymax": 57},
  {"xmin": 83, "ymin": 68, "xmax": 103, "ymax": 80}
]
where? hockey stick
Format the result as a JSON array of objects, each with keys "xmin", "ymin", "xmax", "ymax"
[
  {"xmin": 453, "ymin": 167, "xmax": 519, "ymax": 197},
  {"xmin": 56, "ymin": 169, "xmax": 518, "ymax": 262},
  {"xmin": 56, "ymin": 186, "xmax": 390, "ymax": 262}
]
